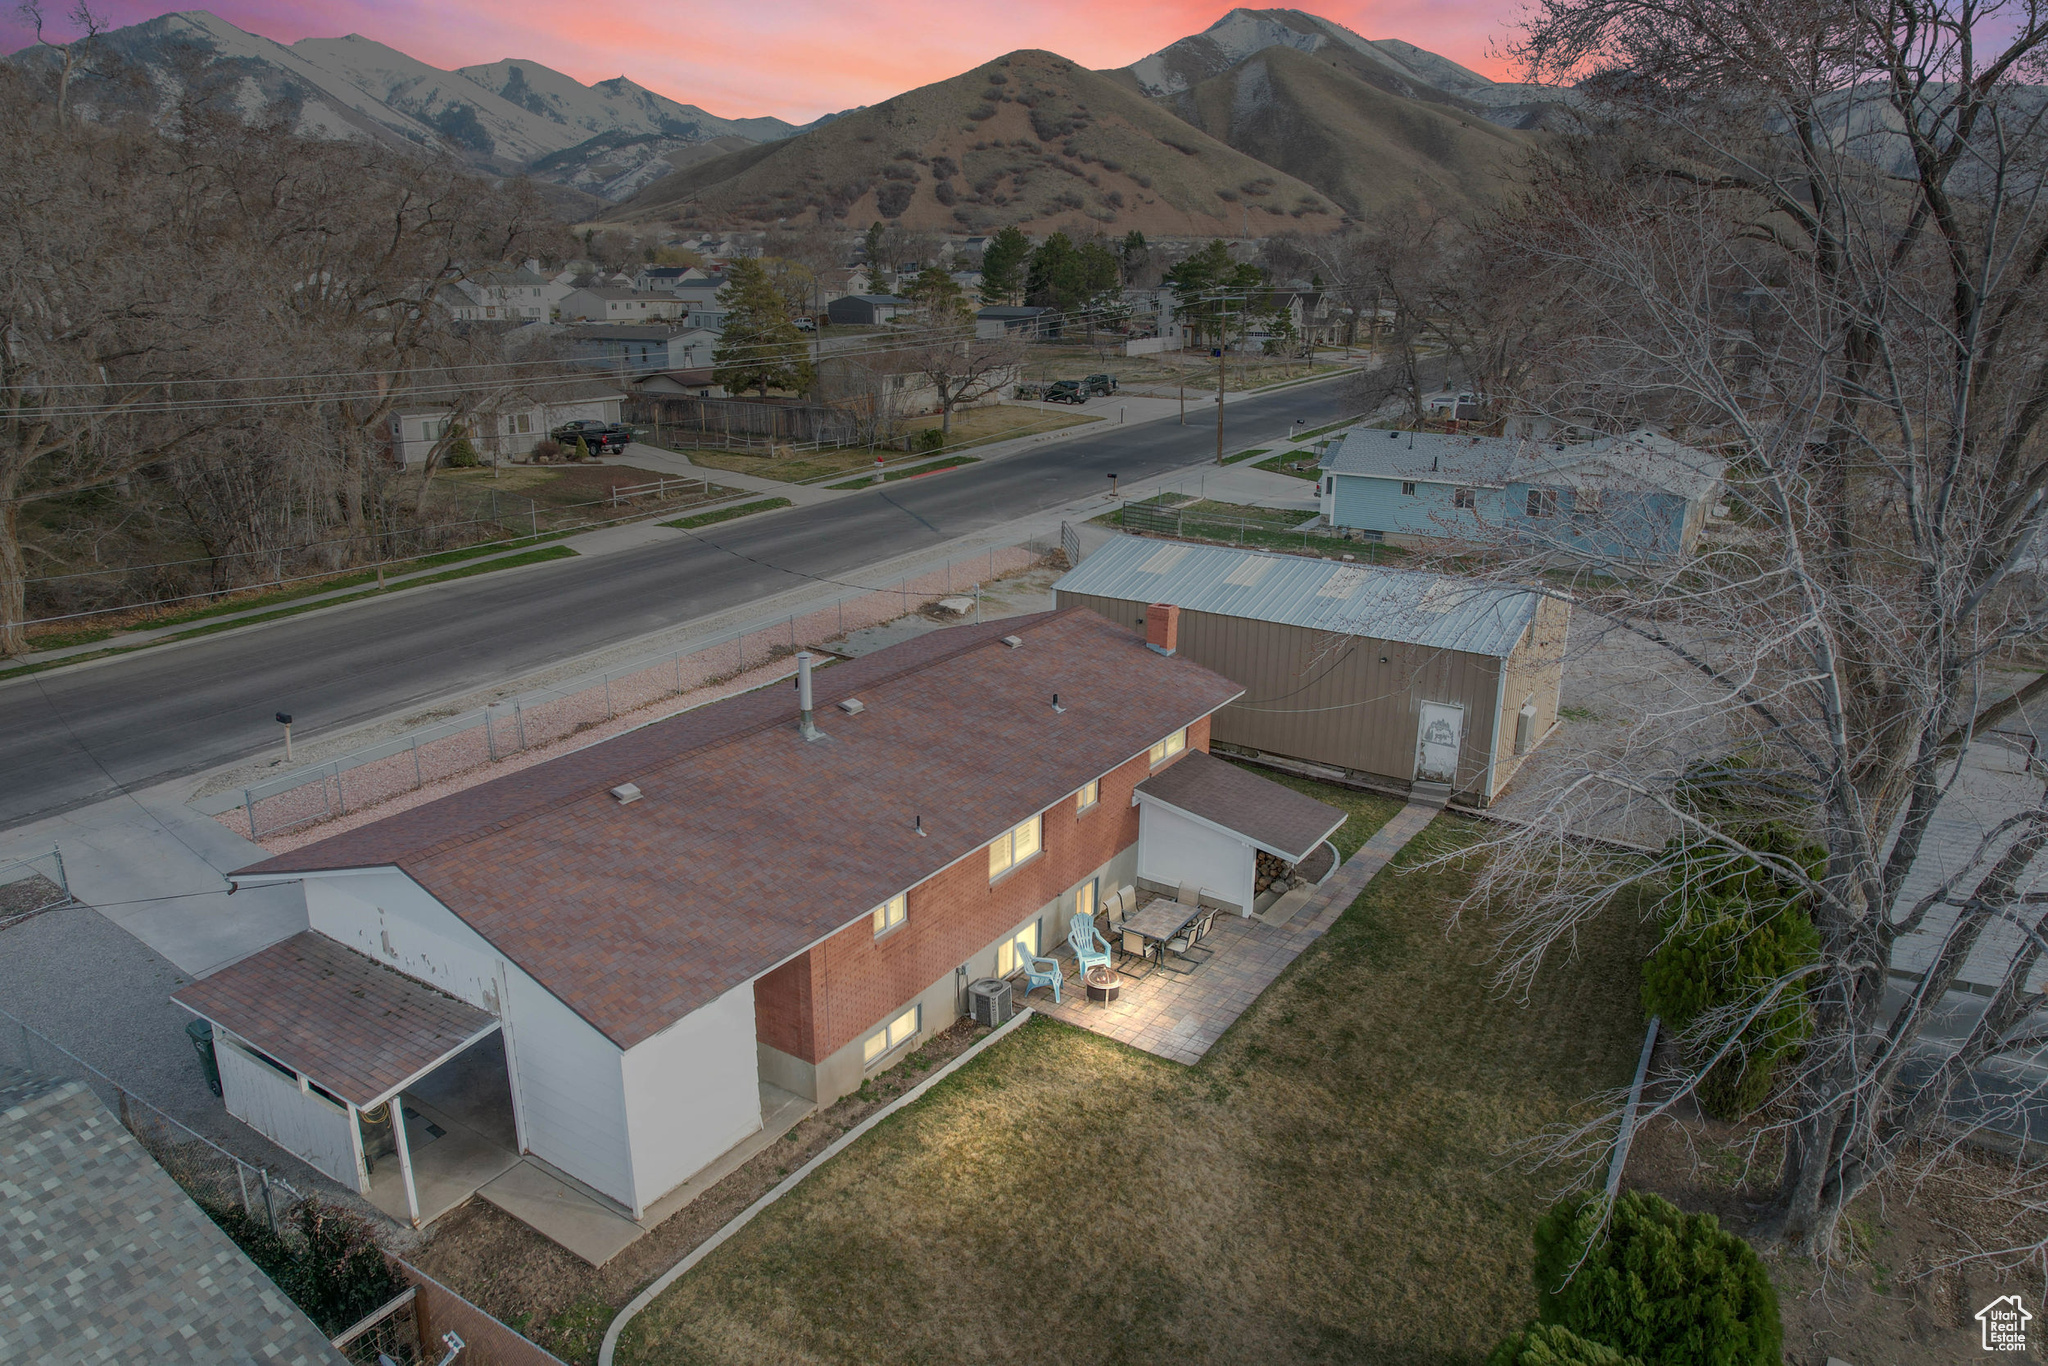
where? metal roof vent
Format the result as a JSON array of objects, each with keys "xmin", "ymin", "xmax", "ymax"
[
  {"xmin": 610, "ymin": 783, "xmax": 642, "ymax": 805},
  {"xmin": 838, "ymin": 698, "xmax": 865, "ymax": 714},
  {"xmin": 1002, "ymin": 634, "xmax": 1024, "ymax": 648}
]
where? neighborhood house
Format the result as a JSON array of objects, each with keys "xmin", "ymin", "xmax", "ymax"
[
  {"xmin": 173, "ymin": 610, "xmax": 1332, "ymax": 1239},
  {"xmin": 387, "ymin": 385, "xmax": 624, "ymax": 466},
  {"xmin": 1054, "ymin": 536, "xmax": 1568, "ymax": 804},
  {"xmin": 1317, "ymin": 428, "xmax": 1726, "ymax": 563}
]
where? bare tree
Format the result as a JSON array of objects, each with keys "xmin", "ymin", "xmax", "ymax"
[{"xmin": 1438, "ymin": 0, "xmax": 2048, "ymax": 1261}]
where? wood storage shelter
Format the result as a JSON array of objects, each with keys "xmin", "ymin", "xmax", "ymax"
[{"xmin": 1053, "ymin": 536, "xmax": 1568, "ymax": 804}]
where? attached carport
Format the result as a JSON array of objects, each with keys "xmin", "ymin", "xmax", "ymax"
[
  {"xmin": 172, "ymin": 931, "xmax": 507, "ymax": 1226},
  {"xmin": 1133, "ymin": 750, "xmax": 1347, "ymax": 915}
]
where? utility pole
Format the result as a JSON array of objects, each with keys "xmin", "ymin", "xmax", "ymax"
[{"xmin": 1207, "ymin": 289, "xmax": 1238, "ymax": 466}]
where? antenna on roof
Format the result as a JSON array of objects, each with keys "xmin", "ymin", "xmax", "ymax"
[{"xmin": 915, "ymin": 814, "xmax": 927, "ymax": 837}]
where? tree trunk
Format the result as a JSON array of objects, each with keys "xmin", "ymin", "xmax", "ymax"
[{"xmin": 0, "ymin": 489, "xmax": 26, "ymax": 656}]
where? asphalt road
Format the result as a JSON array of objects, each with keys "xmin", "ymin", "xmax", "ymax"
[{"xmin": 0, "ymin": 375, "xmax": 1358, "ymax": 830}]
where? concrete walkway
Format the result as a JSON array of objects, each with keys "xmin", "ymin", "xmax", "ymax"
[
  {"xmin": 1031, "ymin": 800, "xmax": 1439, "ymax": 1064},
  {"xmin": 606, "ymin": 444, "xmax": 848, "ymax": 503}
]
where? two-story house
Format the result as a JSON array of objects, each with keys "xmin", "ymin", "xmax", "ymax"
[{"xmin": 173, "ymin": 611, "xmax": 1333, "ymax": 1240}]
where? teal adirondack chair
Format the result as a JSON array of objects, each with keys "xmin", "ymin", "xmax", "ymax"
[
  {"xmin": 1068, "ymin": 912, "xmax": 1112, "ymax": 978},
  {"xmin": 1016, "ymin": 943, "xmax": 1062, "ymax": 1004}
]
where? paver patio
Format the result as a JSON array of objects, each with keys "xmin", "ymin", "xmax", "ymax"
[{"xmin": 1026, "ymin": 800, "xmax": 1439, "ymax": 1062}]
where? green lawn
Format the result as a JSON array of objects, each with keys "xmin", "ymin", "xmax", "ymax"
[
  {"xmin": 616, "ymin": 817, "xmax": 1650, "ymax": 1366},
  {"xmin": 1254, "ymin": 451, "xmax": 1323, "ymax": 482},
  {"xmin": 661, "ymin": 497, "xmax": 793, "ymax": 530}
]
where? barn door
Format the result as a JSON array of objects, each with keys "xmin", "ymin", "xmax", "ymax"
[{"xmin": 1414, "ymin": 702, "xmax": 1465, "ymax": 783}]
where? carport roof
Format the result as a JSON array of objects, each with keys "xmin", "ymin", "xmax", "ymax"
[
  {"xmin": 1134, "ymin": 749, "xmax": 1346, "ymax": 861},
  {"xmin": 172, "ymin": 932, "xmax": 498, "ymax": 1109}
]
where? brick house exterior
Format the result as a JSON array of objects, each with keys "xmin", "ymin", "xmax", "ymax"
[
  {"xmin": 191, "ymin": 611, "xmax": 1309, "ymax": 1229},
  {"xmin": 756, "ymin": 716, "xmax": 1212, "ymax": 1101}
]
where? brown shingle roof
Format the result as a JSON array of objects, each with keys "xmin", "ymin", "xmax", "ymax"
[
  {"xmin": 236, "ymin": 610, "xmax": 1245, "ymax": 1049},
  {"xmin": 171, "ymin": 933, "xmax": 497, "ymax": 1108},
  {"xmin": 1133, "ymin": 749, "xmax": 1347, "ymax": 861}
]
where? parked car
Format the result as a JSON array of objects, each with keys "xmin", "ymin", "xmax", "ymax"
[
  {"xmin": 1043, "ymin": 380, "xmax": 1087, "ymax": 405},
  {"xmin": 550, "ymin": 419, "xmax": 634, "ymax": 454},
  {"xmin": 1083, "ymin": 373, "xmax": 1119, "ymax": 396}
]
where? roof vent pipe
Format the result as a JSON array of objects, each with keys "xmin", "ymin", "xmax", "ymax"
[{"xmin": 796, "ymin": 652, "xmax": 823, "ymax": 742}]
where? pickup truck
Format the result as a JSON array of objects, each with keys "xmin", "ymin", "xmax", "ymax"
[{"xmin": 550, "ymin": 420, "xmax": 635, "ymax": 454}]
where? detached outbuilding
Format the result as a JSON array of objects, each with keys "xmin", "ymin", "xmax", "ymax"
[{"xmin": 1054, "ymin": 536, "xmax": 1568, "ymax": 804}]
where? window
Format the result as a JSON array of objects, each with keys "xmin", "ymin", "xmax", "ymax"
[
  {"xmin": 1324, "ymin": 476, "xmax": 1334, "ymax": 495},
  {"xmin": 862, "ymin": 1004, "xmax": 920, "ymax": 1066},
  {"xmin": 987, "ymin": 813, "xmax": 1043, "ymax": 879},
  {"xmin": 1075, "ymin": 878, "xmax": 1098, "ymax": 923},
  {"xmin": 515, "ymin": 413, "xmax": 532, "ymax": 434},
  {"xmin": 1570, "ymin": 488, "xmax": 1601, "ymax": 535},
  {"xmin": 1076, "ymin": 779, "xmax": 1099, "ymax": 813},
  {"xmin": 1526, "ymin": 489, "xmax": 1560, "ymax": 518},
  {"xmin": 871, "ymin": 892, "xmax": 906, "ymax": 937},
  {"xmin": 1401, "ymin": 480, "xmax": 1417, "ymax": 496},
  {"xmin": 1148, "ymin": 728, "xmax": 1188, "ymax": 766},
  {"xmin": 1454, "ymin": 487, "xmax": 1476, "ymax": 510},
  {"xmin": 996, "ymin": 920, "xmax": 1041, "ymax": 975}
]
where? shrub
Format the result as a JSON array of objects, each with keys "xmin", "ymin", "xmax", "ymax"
[
  {"xmin": 443, "ymin": 424, "xmax": 480, "ymax": 468},
  {"xmin": 1488, "ymin": 1323, "xmax": 1642, "ymax": 1366},
  {"xmin": 570, "ymin": 435, "xmax": 592, "ymax": 461},
  {"xmin": 529, "ymin": 437, "xmax": 562, "ymax": 462},
  {"xmin": 1532, "ymin": 1190, "xmax": 1780, "ymax": 1366},
  {"xmin": 1643, "ymin": 757, "xmax": 1825, "ymax": 1118},
  {"xmin": 201, "ymin": 1196, "xmax": 405, "ymax": 1335},
  {"xmin": 915, "ymin": 427, "xmax": 945, "ymax": 452}
]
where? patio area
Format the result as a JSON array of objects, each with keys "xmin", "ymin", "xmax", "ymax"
[{"xmin": 1022, "ymin": 797, "xmax": 1440, "ymax": 1062}]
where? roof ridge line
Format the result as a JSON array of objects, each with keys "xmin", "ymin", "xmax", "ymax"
[{"xmin": 379, "ymin": 610, "xmax": 1073, "ymax": 867}]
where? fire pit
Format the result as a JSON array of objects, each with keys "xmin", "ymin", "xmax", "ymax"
[{"xmin": 1085, "ymin": 965, "xmax": 1121, "ymax": 1004}]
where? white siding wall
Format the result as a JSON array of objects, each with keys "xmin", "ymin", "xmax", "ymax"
[
  {"xmin": 303, "ymin": 873, "xmax": 636, "ymax": 1210},
  {"xmin": 1135, "ymin": 802, "xmax": 1255, "ymax": 913},
  {"xmin": 619, "ymin": 981, "xmax": 762, "ymax": 1215},
  {"xmin": 218, "ymin": 1039, "xmax": 364, "ymax": 1192}
]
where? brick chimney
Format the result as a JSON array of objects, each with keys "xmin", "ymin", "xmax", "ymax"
[{"xmin": 1145, "ymin": 603, "xmax": 1180, "ymax": 656}]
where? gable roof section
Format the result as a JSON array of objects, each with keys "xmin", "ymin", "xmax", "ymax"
[
  {"xmin": 1321, "ymin": 427, "xmax": 1725, "ymax": 501},
  {"xmin": 236, "ymin": 610, "xmax": 1244, "ymax": 1049},
  {"xmin": 1054, "ymin": 536, "xmax": 1541, "ymax": 658}
]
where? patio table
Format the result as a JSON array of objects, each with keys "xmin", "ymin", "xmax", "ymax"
[{"xmin": 1118, "ymin": 899, "xmax": 1201, "ymax": 966}]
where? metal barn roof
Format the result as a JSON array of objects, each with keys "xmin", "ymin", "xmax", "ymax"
[{"xmin": 1055, "ymin": 535, "xmax": 1542, "ymax": 658}]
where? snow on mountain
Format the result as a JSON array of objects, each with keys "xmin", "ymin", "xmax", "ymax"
[
  {"xmin": 457, "ymin": 59, "xmax": 795, "ymax": 145},
  {"xmin": 1124, "ymin": 8, "xmax": 1570, "ymax": 121},
  {"xmin": 5, "ymin": 9, "xmax": 798, "ymax": 200}
]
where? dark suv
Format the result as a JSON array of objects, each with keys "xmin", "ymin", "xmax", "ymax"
[
  {"xmin": 1042, "ymin": 380, "xmax": 1087, "ymax": 405},
  {"xmin": 550, "ymin": 419, "xmax": 634, "ymax": 454},
  {"xmin": 1082, "ymin": 373, "xmax": 1118, "ymax": 396}
]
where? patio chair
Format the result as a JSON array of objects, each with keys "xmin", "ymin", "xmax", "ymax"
[
  {"xmin": 1167, "ymin": 908, "xmax": 1219, "ymax": 969},
  {"xmin": 1068, "ymin": 912, "xmax": 1112, "ymax": 978},
  {"xmin": 1176, "ymin": 881, "xmax": 1203, "ymax": 908},
  {"xmin": 1015, "ymin": 947, "xmax": 1063, "ymax": 1004}
]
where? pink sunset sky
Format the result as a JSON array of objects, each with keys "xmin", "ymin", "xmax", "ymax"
[{"xmin": 5, "ymin": 2, "xmax": 1527, "ymax": 123}]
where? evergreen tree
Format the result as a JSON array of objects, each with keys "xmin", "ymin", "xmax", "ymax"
[
  {"xmin": 712, "ymin": 258, "xmax": 812, "ymax": 398},
  {"xmin": 1024, "ymin": 232, "xmax": 1122, "ymax": 329},
  {"xmin": 979, "ymin": 225, "xmax": 1031, "ymax": 306},
  {"xmin": 1163, "ymin": 239, "xmax": 1266, "ymax": 348},
  {"xmin": 862, "ymin": 221, "xmax": 889, "ymax": 291},
  {"xmin": 903, "ymin": 265, "xmax": 970, "ymax": 325},
  {"xmin": 1532, "ymin": 1191, "xmax": 1781, "ymax": 1366}
]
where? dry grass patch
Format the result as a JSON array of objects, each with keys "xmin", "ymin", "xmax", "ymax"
[{"xmin": 615, "ymin": 820, "xmax": 1651, "ymax": 1366}]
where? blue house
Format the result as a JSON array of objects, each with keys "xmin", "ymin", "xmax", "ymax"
[{"xmin": 1318, "ymin": 429, "xmax": 1725, "ymax": 564}]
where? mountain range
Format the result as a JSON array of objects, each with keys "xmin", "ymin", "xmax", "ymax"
[{"xmin": 10, "ymin": 7, "xmax": 1574, "ymax": 229}]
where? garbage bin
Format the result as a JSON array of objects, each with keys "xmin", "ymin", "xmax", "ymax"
[{"xmin": 186, "ymin": 1018, "xmax": 221, "ymax": 1098}]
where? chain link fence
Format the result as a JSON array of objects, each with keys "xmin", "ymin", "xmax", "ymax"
[
  {"xmin": 2, "ymin": 1003, "xmax": 310, "ymax": 1232},
  {"xmin": 230, "ymin": 543, "xmax": 1047, "ymax": 842},
  {"xmin": 0, "ymin": 848, "xmax": 73, "ymax": 930}
]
